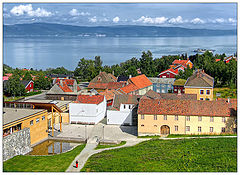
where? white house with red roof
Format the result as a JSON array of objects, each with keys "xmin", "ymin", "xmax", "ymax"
[{"xmin": 69, "ymin": 95, "xmax": 106, "ymax": 124}]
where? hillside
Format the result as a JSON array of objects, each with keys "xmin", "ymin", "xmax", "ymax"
[{"xmin": 4, "ymin": 23, "xmax": 236, "ymax": 37}]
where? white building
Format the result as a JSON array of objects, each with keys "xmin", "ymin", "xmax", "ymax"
[
  {"xmin": 107, "ymin": 94, "xmax": 139, "ymax": 125},
  {"xmin": 69, "ymin": 95, "xmax": 106, "ymax": 124}
]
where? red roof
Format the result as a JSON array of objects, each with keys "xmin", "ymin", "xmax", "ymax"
[
  {"xmin": 172, "ymin": 60, "xmax": 190, "ymax": 68},
  {"xmin": 76, "ymin": 95, "xmax": 104, "ymax": 104},
  {"xmin": 88, "ymin": 83, "xmax": 109, "ymax": 89},
  {"xmin": 215, "ymin": 59, "xmax": 221, "ymax": 62},
  {"xmin": 56, "ymin": 79, "xmax": 75, "ymax": 86},
  {"xmin": 99, "ymin": 89, "xmax": 122, "ymax": 101},
  {"xmin": 159, "ymin": 68, "xmax": 179, "ymax": 76},
  {"xmin": 138, "ymin": 98, "xmax": 231, "ymax": 117},
  {"xmin": 88, "ymin": 82, "xmax": 126, "ymax": 90},
  {"xmin": 57, "ymin": 82, "xmax": 73, "ymax": 92},
  {"xmin": 129, "ymin": 74, "xmax": 152, "ymax": 89},
  {"xmin": 5, "ymin": 73, "xmax": 13, "ymax": 77},
  {"xmin": 3, "ymin": 76, "xmax": 9, "ymax": 81},
  {"xmin": 120, "ymin": 83, "xmax": 139, "ymax": 94}
]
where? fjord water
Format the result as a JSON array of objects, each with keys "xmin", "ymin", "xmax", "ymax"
[{"xmin": 3, "ymin": 35, "xmax": 237, "ymax": 70}]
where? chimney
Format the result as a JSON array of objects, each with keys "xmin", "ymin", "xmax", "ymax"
[
  {"xmin": 178, "ymin": 89, "xmax": 181, "ymax": 95},
  {"xmin": 227, "ymin": 97, "xmax": 230, "ymax": 104},
  {"xmin": 129, "ymin": 75, "xmax": 132, "ymax": 79},
  {"xmin": 112, "ymin": 70, "xmax": 114, "ymax": 76}
]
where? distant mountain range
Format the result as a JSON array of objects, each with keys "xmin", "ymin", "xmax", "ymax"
[{"xmin": 4, "ymin": 23, "xmax": 237, "ymax": 37}]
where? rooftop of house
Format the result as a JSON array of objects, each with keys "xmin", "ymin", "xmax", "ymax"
[
  {"xmin": 99, "ymin": 89, "xmax": 122, "ymax": 101},
  {"xmin": 173, "ymin": 79, "xmax": 187, "ymax": 86},
  {"xmin": 224, "ymin": 55, "xmax": 237, "ymax": 61},
  {"xmin": 3, "ymin": 108, "xmax": 46, "ymax": 126},
  {"xmin": 143, "ymin": 90, "xmax": 197, "ymax": 100},
  {"xmin": 138, "ymin": 98, "xmax": 231, "ymax": 117},
  {"xmin": 159, "ymin": 67, "xmax": 180, "ymax": 76},
  {"xmin": 23, "ymin": 99, "xmax": 72, "ymax": 109},
  {"xmin": 88, "ymin": 81, "xmax": 126, "ymax": 90},
  {"xmin": 46, "ymin": 83, "xmax": 79, "ymax": 95},
  {"xmin": 55, "ymin": 79, "xmax": 76, "ymax": 86},
  {"xmin": 20, "ymin": 80, "xmax": 33, "ymax": 87},
  {"xmin": 109, "ymin": 94, "xmax": 139, "ymax": 111},
  {"xmin": 90, "ymin": 72, "xmax": 117, "ymax": 84},
  {"xmin": 148, "ymin": 77, "xmax": 176, "ymax": 84},
  {"xmin": 119, "ymin": 83, "xmax": 139, "ymax": 94},
  {"xmin": 75, "ymin": 94, "xmax": 105, "ymax": 104},
  {"xmin": 172, "ymin": 59, "xmax": 191, "ymax": 68},
  {"xmin": 185, "ymin": 69, "xmax": 214, "ymax": 88},
  {"xmin": 129, "ymin": 74, "xmax": 152, "ymax": 89}
]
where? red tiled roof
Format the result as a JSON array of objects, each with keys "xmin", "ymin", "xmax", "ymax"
[
  {"xmin": 99, "ymin": 89, "xmax": 122, "ymax": 101},
  {"xmin": 76, "ymin": 95, "xmax": 104, "ymax": 104},
  {"xmin": 108, "ymin": 73, "xmax": 117, "ymax": 81},
  {"xmin": 159, "ymin": 68, "xmax": 179, "ymax": 76},
  {"xmin": 129, "ymin": 74, "xmax": 152, "ymax": 89},
  {"xmin": 88, "ymin": 82, "xmax": 108, "ymax": 89},
  {"xmin": 120, "ymin": 83, "xmax": 139, "ymax": 94},
  {"xmin": 215, "ymin": 59, "xmax": 221, "ymax": 62},
  {"xmin": 57, "ymin": 82, "xmax": 73, "ymax": 92},
  {"xmin": 172, "ymin": 60, "xmax": 190, "ymax": 68},
  {"xmin": 138, "ymin": 98, "xmax": 231, "ymax": 117},
  {"xmin": 5, "ymin": 73, "xmax": 13, "ymax": 77},
  {"xmin": 77, "ymin": 86, "xmax": 81, "ymax": 92},
  {"xmin": 88, "ymin": 82, "xmax": 126, "ymax": 90},
  {"xmin": 56, "ymin": 79, "xmax": 75, "ymax": 86}
]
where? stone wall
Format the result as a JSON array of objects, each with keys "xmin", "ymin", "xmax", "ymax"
[{"xmin": 3, "ymin": 128, "xmax": 32, "ymax": 161}]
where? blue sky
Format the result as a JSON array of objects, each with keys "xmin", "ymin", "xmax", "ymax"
[{"xmin": 3, "ymin": 3, "xmax": 237, "ymax": 29}]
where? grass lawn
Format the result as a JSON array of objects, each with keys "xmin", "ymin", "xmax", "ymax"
[
  {"xmin": 3, "ymin": 144, "xmax": 85, "ymax": 172},
  {"xmin": 4, "ymin": 91, "xmax": 42, "ymax": 102},
  {"xmin": 95, "ymin": 141, "xmax": 126, "ymax": 150},
  {"xmin": 213, "ymin": 87, "xmax": 237, "ymax": 99},
  {"xmin": 81, "ymin": 138, "xmax": 237, "ymax": 172},
  {"xmin": 167, "ymin": 133, "xmax": 237, "ymax": 138}
]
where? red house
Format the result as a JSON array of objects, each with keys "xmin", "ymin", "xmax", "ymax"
[
  {"xmin": 173, "ymin": 79, "xmax": 187, "ymax": 94},
  {"xmin": 224, "ymin": 56, "xmax": 237, "ymax": 63},
  {"xmin": 21, "ymin": 80, "xmax": 34, "ymax": 92},
  {"xmin": 158, "ymin": 68, "xmax": 179, "ymax": 78}
]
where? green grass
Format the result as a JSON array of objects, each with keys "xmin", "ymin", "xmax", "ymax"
[
  {"xmin": 95, "ymin": 141, "xmax": 126, "ymax": 150},
  {"xmin": 81, "ymin": 138, "xmax": 237, "ymax": 172},
  {"xmin": 3, "ymin": 144, "xmax": 85, "ymax": 172},
  {"xmin": 213, "ymin": 88, "xmax": 237, "ymax": 99},
  {"xmin": 167, "ymin": 133, "xmax": 237, "ymax": 138},
  {"xmin": 4, "ymin": 91, "xmax": 42, "ymax": 102}
]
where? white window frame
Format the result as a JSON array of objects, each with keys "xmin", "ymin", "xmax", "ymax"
[
  {"xmin": 198, "ymin": 126, "xmax": 202, "ymax": 132},
  {"xmin": 175, "ymin": 115, "xmax": 178, "ymax": 121},
  {"xmin": 175, "ymin": 125, "xmax": 178, "ymax": 131},
  {"xmin": 210, "ymin": 127, "xmax": 214, "ymax": 132},
  {"xmin": 210, "ymin": 117, "xmax": 214, "ymax": 122},
  {"xmin": 154, "ymin": 115, "xmax": 157, "ymax": 120},
  {"xmin": 164, "ymin": 115, "xmax": 167, "ymax": 120},
  {"xmin": 186, "ymin": 116, "xmax": 190, "ymax": 121},
  {"xmin": 141, "ymin": 115, "xmax": 144, "ymax": 120},
  {"xmin": 186, "ymin": 126, "xmax": 190, "ymax": 131},
  {"xmin": 198, "ymin": 116, "xmax": 202, "ymax": 121}
]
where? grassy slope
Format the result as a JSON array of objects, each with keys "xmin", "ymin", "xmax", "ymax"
[
  {"xmin": 3, "ymin": 144, "xmax": 85, "ymax": 172},
  {"xmin": 81, "ymin": 138, "xmax": 237, "ymax": 172},
  {"xmin": 95, "ymin": 141, "xmax": 126, "ymax": 150},
  {"xmin": 213, "ymin": 88, "xmax": 237, "ymax": 99}
]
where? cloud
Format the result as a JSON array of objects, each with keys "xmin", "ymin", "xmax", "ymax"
[
  {"xmin": 10, "ymin": 4, "xmax": 52, "ymax": 17},
  {"xmin": 228, "ymin": 18, "xmax": 236, "ymax": 23},
  {"xmin": 191, "ymin": 18, "xmax": 204, "ymax": 24},
  {"xmin": 168, "ymin": 16, "xmax": 184, "ymax": 24},
  {"xmin": 89, "ymin": 16, "xmax": 97, "ymax": 23},
  {"xmin": 215, "ymin": 18, "xmax": 225, "ymax": 23},
  {"xmin": 69, "ymin": 9, "xmax": 90, "ymax": 16},
  {"xmin": 135, "ymin": 16, "xmax": 168, "ymax": 24},
  {"xmin": 113, "ymin": 16, "xmax": 120, "ymax": 23}
]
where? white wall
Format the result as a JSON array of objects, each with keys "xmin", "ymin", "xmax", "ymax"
[
  {"xmin": 107, "ymin": 110, "xmax": 132, "ymax": 125},
  {"xmin": 69, "ymin": 97, "xmax": 106, "ymax": 124}
]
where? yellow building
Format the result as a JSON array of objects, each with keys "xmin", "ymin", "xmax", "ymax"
[
  {"xmin": 3, "ymin": 108, "xmax": 48, "ymax": 145},
  {"xmin": 184, "ymin": 69, "xmax": 214, "ymax": 101},
  {"xmin": 137, "ymin": 98, "xmax": 236, "ymax": 136}
]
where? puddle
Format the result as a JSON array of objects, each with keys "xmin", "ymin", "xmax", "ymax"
[{"xmin": 28, "ymin": 139, "xmax": 81, "ymax": 155}]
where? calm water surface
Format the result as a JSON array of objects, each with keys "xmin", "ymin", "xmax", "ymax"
[{"xmin": 4, "ymin": 35, "xmax": 237, "ymax": 70}]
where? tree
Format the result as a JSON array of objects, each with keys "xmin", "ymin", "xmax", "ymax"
[
  {"xmin": 74, "ymin": 58, "xmax": 96, "ymax": 81},
  {"xmin": 22, "ymin": 71, "xmax": 32, "ymax": 81},
  {"xmin": 139, "ymin": 51, "xmax": 155, "ymax": 77},
  {"xmin": 176, "ymin": 65, "xmax": 193, "ymax": 80},
  {"xmin": 4, "ymin": 74, "xmax": 26, "ymax": 97},
  {"xmin": 34, "ymin": 73, "xmax": 52, "ymax": 90}
]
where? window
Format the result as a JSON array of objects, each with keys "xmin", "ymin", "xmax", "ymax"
[
  {"xmin": 42, "ymin": 116, "xmax": 45, "ymax": 120},
  {"xmin": 200, "ymin": 90, "xmax": 204, "ymax": 94},
  {"xmin": 206, "ymin": 90, "xmax": 210, "ymax": 95},
  {"xmin": 154, "ymin": 125, "xmax": 157, "ymax": 127},
  {"xmin": 129, "ymin": 105, "xmax": 131, "ymax": 109},
  {"xmin": 198, "ymin": 126, "xmax": 202, "ymax": 132},
  {"xmin": 210, "ymin": 117, "xmax": 214, "ymax": 122},
  {"xmin": 200, "ymin": 98, "xmax": 204, "ymax": 100},
  {"xmin": 205, "ymin": 98, "xmax": 210, "ymax": 101},
  {"xmin": 141, "ymin": 115, "xmax": 144, "ymax": 120},
  {"xmin": 164, "ymin": 115, "xmax": 167, "ymax": 120},
  {"xmin": 198, "ymin": 116, "xmax": 202, "ymax": 121},
  {"xmin": 186, "ymin": 116, "xmax": 190, "ymax": 121},
  {"xmin": 210, "ymin": 127, "xmax": 214, "ymax": 132},
  {"xmin": 141, "ymin": 124, "xmax": 144, "ymax": 127},
  {"xmin": 36, "ymin": 118, "xmax": 40, "ymax": 123},
  {"xmin": 186, "ymin": 126, "xmax": 190, "ymax": 131},
  {"xmin": 175, "ymin": 115, "xmax": 178, "ymax": 121},
  {"xmin": 154, "ymin": 115, "xmax": 157, "ymax": 120},
  {"xmin": 30, "ymin": 120, "xmax": 33, "ymax": 125},
  {"xmin": 222, "ymin": 117, "xmax": 226, "ymax": 123},
  {"xmin": 175, "ymin": 125, "xmax": 178, "ymax": 131},
  {"xmin": 124, "ymin": 105, "xmax": 126, "ymax": 109},
  {"xmin": 221, "ymin": 127, "xmax": 226, "ymax": 133}
]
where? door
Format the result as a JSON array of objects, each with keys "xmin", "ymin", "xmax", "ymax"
[{"xmin": 161, "ymin": 125, "xmax": 170, "ymax": 135}]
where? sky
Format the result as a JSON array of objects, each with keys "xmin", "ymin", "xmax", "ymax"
[{"xmin": 3, "ymin": 3, "xmax": 237, "ymax": 29}]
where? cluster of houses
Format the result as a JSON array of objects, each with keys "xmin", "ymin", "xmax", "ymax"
[{"xmin": 2, "ymin": 59, "xmax": 237, "ymax": 155}]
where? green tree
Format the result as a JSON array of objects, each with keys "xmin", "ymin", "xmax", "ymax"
[
  {"xmin": 22, "ymin": 71, "xmax": 32, "ymax": 81},
  {"xmin": 4, "ymin": 74, "xmax": 26, "ymax": 97},
  {"xmin": 34, "ymin": 73, "xmax": 52, "ymax": 90},
  {"xmin": 74, "ymin": 58, "xmax": 96, "ymax": 81},
  {"xmin": 139, "ymin": 51, "xmax": 155, "ymax": 77}
]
